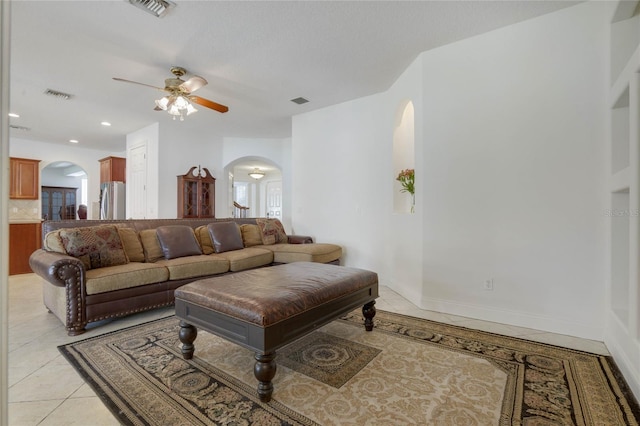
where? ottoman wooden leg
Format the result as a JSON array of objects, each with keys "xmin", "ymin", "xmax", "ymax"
[
  {"xmin": 254, "ymin": 351, "xmax": 277, "ymax": 402},
  {"xmin": 178, "ymin": 321, "xmax": 198, "ymax": 360},
  {"xmin": 363, "ymin": 300, "xmax": 376, "ymax": 331}
]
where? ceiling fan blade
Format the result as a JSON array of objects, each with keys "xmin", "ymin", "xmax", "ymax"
[
  {"xmin": 190, "ymin": 95, "xmax": 229, "ymax": 113},
  {"xmin": 180, "ymin": 76, "xmax": 207, "ymax": 93},
  {"xmin": 112, "ymin": 77, "xmax": 167, "ymax": 92}
]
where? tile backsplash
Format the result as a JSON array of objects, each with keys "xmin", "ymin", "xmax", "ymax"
[{"xmin": 9, "ymin": 199, "xmax": 40, "ymax": 221}]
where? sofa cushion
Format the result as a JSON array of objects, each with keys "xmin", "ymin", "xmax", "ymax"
[
  {"xmin": 258, "ymin": 243, "xmax": 342, "ymax": 264},
  {"xmin": 240, "ymin": 224, "xmax": 263, "ymax": 247},
  {"xmin": 85, "ymin": 262, "xmax": 170, "ymax": 295},
  {"xmin": 117, "ymin": 227, "xmax": 145, "ymax": 262},
  {"xmin": 156, "ymin": 225, "xmax": 202, "ymax": 260},
  {"xmin": 194, "ymin": 225, "xmax": 215, "ymax": 255},
  {"xmin": 43, "ymin": 230, "xmax": 66, "ymax": 254},
  {"xmin": 139, "ymin": 229, "xmax": 164, "ymax": 263},
  {"xmin": 255, "ymin": 218, "xmax": 288, "ymax": 245},
  {"xmin": 214, "ymin": 247, "xmax": 274, "ymax": 272},
  {"xmin": 59, "ymin": 225, "xmax": 128, "ymax": 270},
  {"xmin": 156, "ymin": 255, "xmax": 229, "ymax": 280},
  {"xmin": 208, "ymin": 222, "xmax": 244, "ymax": 253}
]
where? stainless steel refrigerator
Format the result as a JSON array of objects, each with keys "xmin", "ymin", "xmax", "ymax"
[{"xmin": 100, "ymin": 181, "xmax": 126, "ymax": 220}]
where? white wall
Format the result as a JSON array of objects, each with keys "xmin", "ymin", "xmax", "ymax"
[
  {"xmin": 156, "ymin": 123, "xmax": 222, "ymax": 218},
  {"xmin": 292, "ymin": 1, "xmax": 607, "ymax": 339},
  {"xmin": 418, "ymin": 1, "xmax": 606, "ymax": 339}
]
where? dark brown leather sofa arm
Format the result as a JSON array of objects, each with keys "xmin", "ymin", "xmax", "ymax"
[
  {"xmin": 30, "ymin": 249, "xmax": 88, "ymax": 335},
  {"xmin": 29, "ymin": 249, "xmax": 86, "ymax": 287},
  {"xmin": 287, "ymin": 235, "xmax": 313, "ymax": 244}
]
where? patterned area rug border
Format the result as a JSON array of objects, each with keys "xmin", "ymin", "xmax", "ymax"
[
  {"xmin": 59, "ymin": 310, "xmax": 640, "ymax": 425},
  {"xmin": 340, "ymin": 310, "xmax": 640, "ymax": 425}
]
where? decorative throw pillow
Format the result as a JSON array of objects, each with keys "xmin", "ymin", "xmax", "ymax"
[
  {"xmin": 139, "ymin": 229, "xmax": 165, "ymax": 263},
  {"xmin": 43, "ymin": 230, "xmax": 67, "ymax": 254},
  {"xmin": 240, "ymin": 224, "xmax": 263, "ymax": 247},
  {"xmin": 117, "ymin": 227, "xmax": 145, "ymax": 263},
  {"xmin": 255, "ymin": 218, "xmax": 288, "ymax": 245},
  {"xmin": 194, "ymin": 225, "xmax": 215, "ymax": 255},
  {"xmin": 156, "ymin": 225, "xmax": 202, "ymax": 260},
  {"xmin": 208, "ymin": 222, "xmax": 244, "ymax": 253},
  {"xmin": 59, "ymin": 225, "xmax": 128, "ymax": 270}
]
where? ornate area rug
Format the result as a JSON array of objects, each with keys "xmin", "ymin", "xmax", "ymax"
[{"xmin": 59, "ymin": 310, "xmax": 640, "ymax": 425}]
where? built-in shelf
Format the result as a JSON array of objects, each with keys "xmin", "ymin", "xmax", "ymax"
[
  {"xmin": 610, "ymin": 1, "xmax": 640, "ymax": 85},
  {"xmin": 611, "ymin": 190, "xmax": 631, "ymax": 325},
  {"xmin": 610, "ymin": 168, "xmax": 630, "ymax": 193},
  {"xmin": 612, "ymin": 87, "xmax": 630, "ymax": 174},
  {"xmin": 607, "ymin": 0, "xmax": 640, "ymax": 397}
]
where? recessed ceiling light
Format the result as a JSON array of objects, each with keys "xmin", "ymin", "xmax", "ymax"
[
  {"xmin": 8, "ymin": 113, "xmax": 19, "ymax": 118},
  {"xmin": 69, "ymin": 139, "xmax": 79, "ymax": 144},
  {"xmin": 101, "ymin": 121, "xmax": 111, "ymax": 126}
]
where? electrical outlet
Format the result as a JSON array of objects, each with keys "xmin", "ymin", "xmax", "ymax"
[{"xmin": 483, "ymin": 278, "xmax": 494, "ymax": 291}]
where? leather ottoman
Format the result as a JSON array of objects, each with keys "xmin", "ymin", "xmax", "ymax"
[{"xmin": 174, "ymin": 261, "xmax": 379, "ymax": 402}]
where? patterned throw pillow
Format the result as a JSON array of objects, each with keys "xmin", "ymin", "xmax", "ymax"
[
  {"xmin": 43, "ymin": 230, "xmax": 67, "ymax": 254},
  {"xmin": 255, "ymin": 218, "xmax": 288, "ymax": 245},
  {"xmin": 59, "ymin": 225, "xmax": 128, "ymax": 270}
]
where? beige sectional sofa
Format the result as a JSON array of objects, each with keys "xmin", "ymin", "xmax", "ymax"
[{"xmin": 29, "ymin": 217, "xmax": 342, "ymax": 335}]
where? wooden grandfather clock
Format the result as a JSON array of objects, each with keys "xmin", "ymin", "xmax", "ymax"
[{"xmin": 177, "ymin": 165, "xmax": 215, "ymax": 218}]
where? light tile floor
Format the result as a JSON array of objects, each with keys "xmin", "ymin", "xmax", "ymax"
[{"xmin": 8, "ymin": 273, "xmax": 609, "ymax": 425}]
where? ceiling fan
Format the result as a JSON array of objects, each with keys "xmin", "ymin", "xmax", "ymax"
[{"xmin": 113, "ymin": 66, "xmax": 228, "ymax": 119}]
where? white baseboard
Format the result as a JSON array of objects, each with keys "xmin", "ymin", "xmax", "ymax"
[
  {"xmin": 420, "ymin": 296, "xmax": 603, "ymax": 341},
  {"xmin": 606, "ymin": 337, "xmax": 640, "ymax": 400}
]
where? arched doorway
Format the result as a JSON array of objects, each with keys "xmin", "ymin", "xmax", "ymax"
[
  {"xmin": 225, "ymin": 157, "xmax": 282, "ymax": 218},
  {"xmin": 41, "ymin": 161, "xmax": 88, "ymax": 220}
]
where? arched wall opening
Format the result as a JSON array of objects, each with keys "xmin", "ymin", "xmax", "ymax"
[
  {"xmin": 223, "ymin": 156, "xmax": 282, "ymax": 219},
  {"xmin": 40, "ymin": 161, "xmax": 89, "ymax": 220},
  {"xmin": 393, "ymin": 100, "xmax": 415, "ymax": 214}
]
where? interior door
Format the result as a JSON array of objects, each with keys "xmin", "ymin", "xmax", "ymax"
[
  {"xmin": 128, "ymin": 142, "xmax": 147, "ymax": 218},
  {"xmin": 266, "ymin": 181, "xmax": 282, "ymax": 219}
]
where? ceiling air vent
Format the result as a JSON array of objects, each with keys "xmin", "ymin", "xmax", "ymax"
[
  {"xmin": 291, "ymin": 97, "xmax": 309, "ymax": 105},
  {"xmin": 44, "ymin": 89, "xmax": 73, "ymax": 100},
  {"xmin": 128, "ymin": 0, "xmax": 176, "ymax": 18},
  {"xmin": 10, "ymin": 125, "xmax": 31, "ymax": 131}
]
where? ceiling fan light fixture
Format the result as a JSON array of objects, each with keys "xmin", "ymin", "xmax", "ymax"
[
  {"xmin": 174, "ymin": 95, "xmax": 189, "ymax": 109},
  {"xmin": 128, "ymin": 0, "xmax": 176, "ymax": 18},
  {"xmin": 249, "ymin": 168, "xmax": 265, "ymax": 180},
  {"xmin": 159, "ymin": 94, "xmax": 198, "ymax": 121},
  {"xmin": 155, "ymin": 96, "xmax": 170, "ymax": 110},
  {"xmin": 186, "ymin": 103, "xmax": 198, "ymax": 116}
]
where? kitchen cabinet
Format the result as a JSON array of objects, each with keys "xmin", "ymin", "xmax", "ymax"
[
  {"xmin": 10, "ymin": 157, "xmax": 40, "ymax": 199},
  {"xmin": 9, "ymin": 222, "xmax": 42, "ymax": 275},
  {"xmin": 99, "ymin": 156, "xmax": 126, "ymax": 183},
  {"xmin": 177, "ymin": 166, "xmax": 215, "ymax": 218}
]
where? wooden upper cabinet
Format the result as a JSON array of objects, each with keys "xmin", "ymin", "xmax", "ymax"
[
  {"xmin": 99, "ymin": 156, "xmax": 126, "ymax": 183},
  {"xmin": 10, "ymin": 157, "xmax": 40, "ymax": 200}
]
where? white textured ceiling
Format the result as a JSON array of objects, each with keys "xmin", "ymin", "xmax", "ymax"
[{"xmin": 9, "ymin": 0, "xmax": 580, "ymax": 152}]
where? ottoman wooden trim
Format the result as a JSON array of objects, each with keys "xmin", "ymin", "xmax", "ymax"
[{"xmin": 174, "ymin": 262, "xmax": 378, "ymax": 402}]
